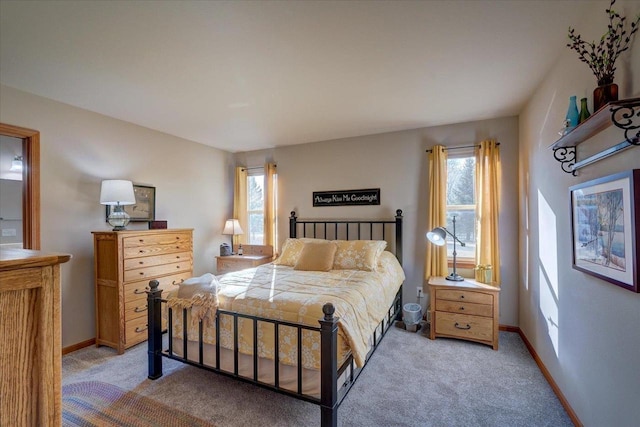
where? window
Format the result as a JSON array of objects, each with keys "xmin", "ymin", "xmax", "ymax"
[
  {"xmin": 247, "ymin": 172, "xmax": 264, "ymax": 244},
  {"xmin": 446, "ymin": 154, "xmax": 476, "ymax": 264}
]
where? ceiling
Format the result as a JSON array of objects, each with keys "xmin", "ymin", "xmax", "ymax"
[{"xmin": 0, "ymin": 1, "xmax": 589, "ymax": 153}]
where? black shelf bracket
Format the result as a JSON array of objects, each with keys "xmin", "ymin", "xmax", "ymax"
[
  {"xmin": 610, "ymin": 103, "xmax": 640, "ymax": 145},
  {"xmin": 553, "ymin": 147, "xmax": 577, "ymax": 176}
]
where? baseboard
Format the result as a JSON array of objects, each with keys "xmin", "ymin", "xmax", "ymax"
[
  {"xmin": 499, "ymin": 324, "xmax": 519, "ymax": 332},
  {"xmin": 513, "ymin": 327, "xmax": 583, "ymax": 427},
  {"xmin": 62, "ymin": 338, "xmax": 95, "ymax": 355}
]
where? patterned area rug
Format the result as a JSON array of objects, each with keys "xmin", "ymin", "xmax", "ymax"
[{"xmin": 62, "ymin": 381, "xmax": 215, "ymax": 426}]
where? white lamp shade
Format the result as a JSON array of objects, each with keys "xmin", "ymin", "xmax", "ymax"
[
  {"xmin": 222, "ymin": 219, "xmax": 244, "ymax": 235},
  {"xmin": 426, "ymin": 227, "xmax": 447, "ymax": 246},
  {"xmin": 100, "ymin": 180, "xmax": 136, "ymax": 205}
]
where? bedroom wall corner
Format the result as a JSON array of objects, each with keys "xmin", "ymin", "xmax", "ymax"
[{"xmin": 0, "ymin": 84, "xmax": 234, "ymax": 349}]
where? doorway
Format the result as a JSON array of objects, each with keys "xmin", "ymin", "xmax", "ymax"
[{"xmin": 0, "ymin": 123, "xmax": 40, "ymax": 250}]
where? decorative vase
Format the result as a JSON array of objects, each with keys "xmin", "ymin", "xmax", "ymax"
[
  {"xmin": 565, "ymin": 95, "xmax": 579, "ymax": 130},
  {"xmin": 578, "ymin": 97, "xmax": 591, "ymax": 124},
  {"xmin": 593, "ymin": 81, "xmax": 618, "ymax": 112}
]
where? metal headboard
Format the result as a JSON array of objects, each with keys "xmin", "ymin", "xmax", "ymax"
[{"xmin": 289, "ymin": 209, "xmax": 403, "ymax": 265}]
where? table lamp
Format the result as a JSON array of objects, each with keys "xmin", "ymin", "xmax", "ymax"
[
  {"xmin": 222, "ymin": 219, "xmax": 244, "ymax": 254},
  {"xmin": 100, "ymin": 180, "xmax": 136, "ymax": 231},
  {"xmin": 427, "ymin": 215, "xmax": 466, "ymax": 281}
]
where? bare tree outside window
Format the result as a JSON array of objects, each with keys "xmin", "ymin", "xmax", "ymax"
[
  {"xmin": 446, "ymin": 156, "xmax": 476, "ymax": 260},
  {"xmin": 247, "ymin": 174, "xmax": 264, "ymax": 244}
]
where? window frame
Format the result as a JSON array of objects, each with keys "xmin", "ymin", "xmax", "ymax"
[
  {"xmin": 445, "ymin": 150, "xmax": 477, "ymax": 269},
  {"xmin": 246, "ymin": 170, "xmax": 265, "ymax": 245}
]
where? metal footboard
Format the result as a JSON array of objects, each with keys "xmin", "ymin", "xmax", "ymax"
[{"xmin": 147, "ymin": 281, "xmax": 402, "ymax": 427}]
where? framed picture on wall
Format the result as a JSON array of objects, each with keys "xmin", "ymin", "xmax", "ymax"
[
  {"xmin": 570, "ymin": 169, "xmax": 639, "ymax": 293},
  {"xmin": 106, "ymin": 184, "xmax": 156, "ymax": 222}
]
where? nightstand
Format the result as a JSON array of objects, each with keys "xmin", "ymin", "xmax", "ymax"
[
  {"xmin": 428, "ymin": 276, "xmax": 500, "ymax": 350},
  {"xmin": 216, "ymin": 244, "xmax": 273, "ymax": 274}
]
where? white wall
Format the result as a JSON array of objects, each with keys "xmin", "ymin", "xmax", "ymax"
[
  {"xmin": 0, "ymin": 84, "xmax": 234, "ymax": 348},
  {"xmin": 236, "ymin": 115, "xmax": 520, "ymax": 326},
  {"xmin": 519, "ymin": 1, "xmax": 640, "ymax": 425}
]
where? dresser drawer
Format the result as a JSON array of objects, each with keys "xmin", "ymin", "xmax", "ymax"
[
  {"xmin": 434, "ymin": 312, "xmax": 493, "ymax": 342},
  {"xmin": 124, "ymin": 251, "xmax": 191, "ymax": 270},
  {"xmin": 123, "ymin": 232, "xmax": 191, "ymax": 248},
  {"xmin": 436, "ymin": 289, "xmax": 493, "ymax": 305},
  {"xmin": 124, "ymin": 272, "xmax": 191, "ymax": 303},
  {"xmin": 124, "ymin": 260, "xmax": 192, "ymax": 282},
  {"xmin": 124, "ymin": 316, "xmax": 149, "ymax": 347},
  {"xmin": 435, "ymin": 299, "xmax": 493, "ymax": 317},
  {"xmin": 123, "ymin": 241, "xmax": 191, "ymax": 259}
]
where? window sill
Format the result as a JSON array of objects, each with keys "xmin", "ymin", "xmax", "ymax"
[{"xmin": 448, "ymin": 259, "xmax": 476, "ymax": 269}]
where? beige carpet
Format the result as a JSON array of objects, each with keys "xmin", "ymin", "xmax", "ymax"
[{"xmin": 63, "ymin": 324, "xmax": 572, "ymax": 426}]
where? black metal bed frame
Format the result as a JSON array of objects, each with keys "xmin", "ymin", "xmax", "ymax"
[{"xmin": 147, "ymin": 209, "xmax": 404, "ymax": 427}]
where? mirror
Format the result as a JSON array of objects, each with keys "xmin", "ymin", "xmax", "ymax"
[{"xmin": 0, "ymin": 123, "xmax": 40, "ymax": 250}]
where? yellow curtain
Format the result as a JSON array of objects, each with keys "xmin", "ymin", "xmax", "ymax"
[
  {"xmin": 264, "ymin": 163, "xmax": 277, "ymax": 253},
  {"xmin": 425, "ymin": 145, "xmax": 448, "ymax": 280},
  {"xmin": 233, "ymin": 166, "xmax": 248, "ymax": 247},
  {"xmin": 475, "ymin": 139, "xmax": 501, "ymax": 285}
]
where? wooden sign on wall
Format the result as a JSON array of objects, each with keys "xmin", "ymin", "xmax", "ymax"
[{"xmin": 313, "ymin": 188, "xmax": 380, "ymax": 207}]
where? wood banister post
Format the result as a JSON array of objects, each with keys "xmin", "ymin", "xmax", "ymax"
[
  {"xmin": 147, "ymin": 279, "xmax": 163, "ymax": 379},
  {"xmin": 319, "ymin": 303, "xmax": 339, "ymax": 427}
]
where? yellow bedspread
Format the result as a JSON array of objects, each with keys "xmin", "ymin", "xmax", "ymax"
[{"xmin": 169, "ymin": 251, "xmax": 405, "ymax": 370}]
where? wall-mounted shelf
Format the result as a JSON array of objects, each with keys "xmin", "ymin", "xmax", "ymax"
[{"xmin": 549, "ymin": 98, "xmax": 639, "ymax": 175}]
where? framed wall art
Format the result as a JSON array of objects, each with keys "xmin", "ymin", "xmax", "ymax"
[
  {"xmin": 570, "ymin": 169, "xmax": 639, "ymax": 292},
  {"xmin": 106, "ymin": 184, "xmax": 156, "ymax": 222}
]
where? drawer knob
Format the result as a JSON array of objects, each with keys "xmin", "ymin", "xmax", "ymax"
[
  {"xmin": 454, "ymin": 322, "xmax": 471, "ymax": 330},
  {"xmin": 139, "ymin": 239, "xmax": 144, "ymax": 243},
  {"xmin": 139, "ymin": 250, "xmax": 144, "ymax": 253},
  {"xmin": 460, "ymin": 295, "xmax": 465, "ymax": 299},
  {"xmin": 459, "ymin": 307, "xmax": 465, "ymax": 311},
  {"xmin": 139, "ymin": 261, "xmax": 144, "ymax": 265},
  {"xmin": 139, "ymin": 272, "xmax": 144, "ymax": 276},
  {"xmin": 134, "ymin": 305, "xmax": 147, "ymax": 313},
  {"xmin": 172, "ymin": 279, "xmax": 185, "ymax": 285},
  {"xmin": 176, "ymin": 256, "xmax": 180, "ymax": 259},
  {"xmin": 135, "ymin": 326, "xmax": 148, "ymax": 333}
]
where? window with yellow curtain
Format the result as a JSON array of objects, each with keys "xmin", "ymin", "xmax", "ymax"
[
  {"xmin": 235, "ymin": 164, "xmax": 278, "ymax": 251},
  {"xmin": 475, "ymin": 139, "xmax": 501, "ymax": 285},
  {"xmin": 445, "ymin": 150, "xmax": 477, "ymax": 269}
]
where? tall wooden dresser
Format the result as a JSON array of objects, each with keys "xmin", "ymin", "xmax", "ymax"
[
  {"xmin": 0, "ymin": 248, "xmax": 71, "ymax": 427},
  {"xmin": 92, "ymin": 229, "xmax": 193, "ymax": 354}
]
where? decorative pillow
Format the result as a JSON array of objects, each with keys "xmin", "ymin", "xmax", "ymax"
[
  {"xmin": 177, "ymin": 273, "xmax": 220, "ymax": 299},
  {"xmin": 332, "ymin": 240, "xmax": 387, "ymax": 271},
  {"xmin": 294, "ymin": 242, "xmax": 338, "ymax": 272},
  {"xmin": 273, "ymin": 238, "xmax": 326, "ymax": 266}
]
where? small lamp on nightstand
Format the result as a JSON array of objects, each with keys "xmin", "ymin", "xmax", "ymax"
[{"xmin": 222, "ymin": 219, "xmax": 244, "ymax": 254}]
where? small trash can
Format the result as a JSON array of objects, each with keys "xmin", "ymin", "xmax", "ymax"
[{"xmin": 402, "ymin": 303, "xmax": 422, "ymax": 332}]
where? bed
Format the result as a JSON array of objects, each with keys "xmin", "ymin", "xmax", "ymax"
[{"xmin": 147, "ymin": 210, "xmax": 404, "ymax": 427}]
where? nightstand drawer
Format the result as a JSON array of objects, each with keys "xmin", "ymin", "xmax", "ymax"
[
  {"xmin": 434, "ymin": 312, "xmax": 493, "ymax": 342},
  {"xmin": 435, "ymin": 299, "xmax": 493, "ymax": 317},
  {"xmin": 436, "ymin": 289, "xmax": 493, "ymax": 305}
]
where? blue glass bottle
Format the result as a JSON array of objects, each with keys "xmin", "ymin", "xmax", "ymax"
[{"xmin": 566, "ymin": 96, "xmax": 579, "ymax": 130}]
